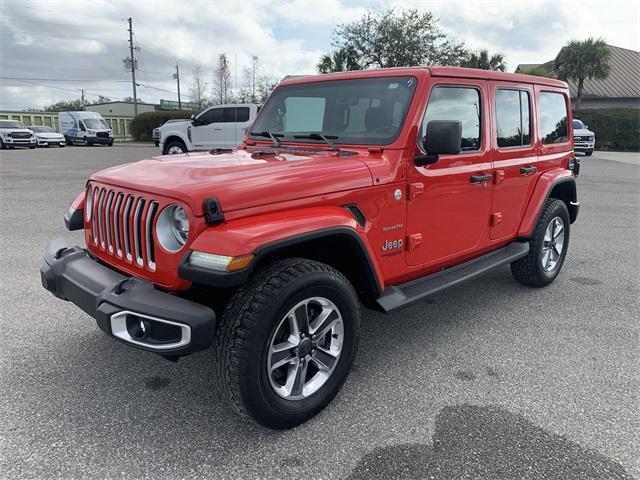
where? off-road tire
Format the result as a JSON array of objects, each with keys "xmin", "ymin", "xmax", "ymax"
[
  {"xmin": 511, "ymin": 198, "xmax": 570, "ymax": 287},
  {"xmin": 214, "ymin": 258, "xmax": 359, "ymax": 429},
  {"xmin": 163, "ymin": 140, "xmax": 187, "ymax": 155}
]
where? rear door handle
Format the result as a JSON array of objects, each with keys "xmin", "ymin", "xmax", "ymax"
[
  {"xmin": 470, "ymin": 174, "xmax": 492, "ymax": 183},
  {"xmin": 213, "ymin": 128, "xmax": 223, "ymax": 131},
  {"xmin": 520, "ymin": 166, "xmax": 537, "ymax": 175}
]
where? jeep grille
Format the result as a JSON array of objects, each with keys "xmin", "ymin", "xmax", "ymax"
[{"xmin": 88, "ymin": 184, "xmax": 159, "ymax": 271}]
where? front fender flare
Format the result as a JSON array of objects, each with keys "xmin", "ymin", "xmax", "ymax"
[{"xmin": 179, "ymin": 206, "xmax": 383, "ymax": 294}]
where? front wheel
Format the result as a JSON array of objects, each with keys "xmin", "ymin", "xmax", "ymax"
[
  {"xmin": 585, "ymin": 149, "xmax": 593, "ymax": 156},
  {"xmin": 215, "ymin": 258, "xmax": 359, "ymax": 429},
  {"xmin": 163, "ymin": 140, "xmax": 187, "ymax": 155},
  {"xmin": 511, "ymin": 198, "xmax": 570, "ymax": 287}
]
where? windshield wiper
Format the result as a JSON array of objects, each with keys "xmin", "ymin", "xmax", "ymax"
[
  {"xmin": 293, "ymin": 133, "xmax": 339, "ymax": 152},
  {"xmin": 250, "ymin": 130, "xmax": 284, "ymax": 148}
]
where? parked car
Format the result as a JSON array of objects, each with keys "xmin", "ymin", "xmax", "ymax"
[
  {"xmin": 42, "ymin": 67, "xmax": 580, "ymax": 429},
  {"xmin": 0, "ymin": 120, "xmax": 36, "ymax": 149},
  {"xmin": 153, "ymin": 118, "xmax": 189, "ymax": 147},
  {"xmin": 28, "ymin": 126, "xmax": 66, "ymax": 148},
  {"xmin": 58, "ymin": 111, "xmax": 113, "ymax": 146},
  {"xmin": 572, "ymin": 119, "xmax": 595, "ymax": 156},
  {"xmin": 159, "ymin": 104, "xmax": 258, "ymax": 154}
]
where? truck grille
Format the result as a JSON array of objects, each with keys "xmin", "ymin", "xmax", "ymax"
[
  {"xmin": 89, "ymin": 185, "xmax": 159, "ymax": 271},
  {"xmin": 96, "ymin": 131, "xmax": 109, "ymax": 138},
  {"xmin": 11, "ymin": 132, "xmax": 31, "ymax": 138}
]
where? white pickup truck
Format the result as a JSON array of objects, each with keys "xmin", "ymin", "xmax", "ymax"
[{"xmin": 159, "ymin": 104, "xmax": 258, "ymax": 155}]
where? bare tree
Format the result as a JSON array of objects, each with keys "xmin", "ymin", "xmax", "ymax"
[
  {"xmin": 243, "ymin": 55, "xmax": 261, "ymax": 103},
  {"xmin": 212, "ymin": 54, "xmax": 232, "ymax": 105},
  {"xmin": 189, "ymin": 65, "xmax": 208, "ymax": 110}
]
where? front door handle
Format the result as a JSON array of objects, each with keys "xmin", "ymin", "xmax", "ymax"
[
  {"xmin": 520, "ymin": 166, "xmax": 537, "ymax": 175},
  {"xmin": 213, "ymin": 128, "xmax": 223, "ymax": 131},
  {"xmin": 470, "ymin": 174, "xmax": 492, "ymax": 183}
]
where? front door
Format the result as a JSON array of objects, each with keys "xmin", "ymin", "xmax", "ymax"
[
  {"xmin": 406, "ymin": 80, "xmax": 493, "ymax": 267},
  {"xmin": 191, "ymin": 107, "xmax": 225, "ymax": 150}
]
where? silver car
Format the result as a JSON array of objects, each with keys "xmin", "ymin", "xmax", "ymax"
[{"xmin": 28, "ymin": 126, "xmax": 66, "ymax": 148}]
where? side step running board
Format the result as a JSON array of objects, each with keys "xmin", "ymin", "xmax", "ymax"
[{"xmin": 376, "ymin": 241, "xmax": 530, "ymax": 313}]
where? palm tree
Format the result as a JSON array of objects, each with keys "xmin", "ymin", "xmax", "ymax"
[
  {"xmin": 462, "ymin": 49, "xmax": 507, "ymax": 71},
  {"xmin": 317, "ymin": 48, "xmax": 361, "ymax": 73},
  {"xmin": 554, "ymin": 38, "xmax": 610, "ymax": 110}
]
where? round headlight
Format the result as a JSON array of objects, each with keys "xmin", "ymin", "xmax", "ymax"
[
  {"xmin": 85, "ymin": 186, "xmax": 93, "ymax": 221},
  {"xmin": 156, "ymin": 204, "xmax": 189, "ymax": 252}
]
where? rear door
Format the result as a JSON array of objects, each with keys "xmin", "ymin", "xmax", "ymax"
[
  {"xmin": 489, "ymin": 82, "xmax": 538, "ymax": 239},
  {"xmin": 406, "ymin": 79, "xmax": 493, "ymax": 267},
  {"xmin": 221, "ymin": 106, "xmax": 252, "ymax": 148}
]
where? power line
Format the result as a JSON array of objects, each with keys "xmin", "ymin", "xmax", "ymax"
[
  {"xmin": 3, "ymin": 16, "xmax": 125, "ymax": 30},
  {"xmin": 4, "ymin": 3, "xmax": 124, "ymax": 20},
  {"xmin": 1, "ymin": 76, "xmax": 130, "ymax": 83},
  {"xmin": 137, "ymin": 83, "xmax": 178, "ymax": 95},
  {"xmin": 7, "ymin": 30, "xmax": 123, "ymax": 41}
]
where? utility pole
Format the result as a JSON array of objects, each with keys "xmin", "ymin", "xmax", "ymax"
[
  {"xmin": 127, "ymin": 17, "xmax": 138, "ymax": 117},
  {"xmin": 81, "ymin": 89, "xmax": 85, "ymax": 110},
  {"xmin": 174, "ymin": 63, "xmax": 182, "ymax": 110}
]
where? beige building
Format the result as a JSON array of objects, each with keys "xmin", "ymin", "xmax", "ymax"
[{"xmin": 515, "ymin": 45, "xmax": 640, "ymax": 109}]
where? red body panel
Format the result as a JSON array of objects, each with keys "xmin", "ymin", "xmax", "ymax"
[{"xmin": 77, "ymin": 67, "xmax": 576, "ymax": 294}]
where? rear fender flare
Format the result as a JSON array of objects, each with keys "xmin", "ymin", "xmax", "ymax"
[{"xmin": 518, "ymin": 169, "xmax": 577, "ymax": 238}]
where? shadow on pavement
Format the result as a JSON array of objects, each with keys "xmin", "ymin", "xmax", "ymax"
[{"xmin": 346, "ymin": 404, "xmax": 632, "ymax": 480}]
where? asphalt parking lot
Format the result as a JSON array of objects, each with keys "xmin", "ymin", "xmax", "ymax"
[{"xmin": 1, "ymin": 145, "xmax": 638, "ymax": 479}]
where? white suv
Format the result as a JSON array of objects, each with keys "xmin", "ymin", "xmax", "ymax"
[
  {"xmin": 159, "ymin": 104, "xmax": 258, "ymax": 155},
  {"xmin": 0, "ymin": 120, "xmax": 36, "ymax": 149}
]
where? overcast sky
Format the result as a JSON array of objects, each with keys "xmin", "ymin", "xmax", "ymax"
[{"xmin": 1, "ymin": 0, "xmax": 639, "ymax": 110}]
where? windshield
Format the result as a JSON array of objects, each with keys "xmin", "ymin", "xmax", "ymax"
[
  {"xmin": 83, "ymin": 118, "xmax": 109, "ymax": 129},
  {"xmin": 0, "ymin": 120, "xmax": 25, "ymax": 129},
  {"xmin": 30, "ymin": 126, "xmax": 54, "ymax": 133},
  {"xmin": 572, "ymin": 119, "xmax": 585, "ymax": 129},
  {"xmin": 250, "ymin": 76, "xmax": 417, "ymax": 146}
]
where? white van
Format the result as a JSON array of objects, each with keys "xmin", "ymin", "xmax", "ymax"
[
  {"xmin": 159, "ymin": 104, "xmax": 258, "ymax": 155},
  {"xmin": 58, "ymin": 111, "xmax": 114, "ymax": 146}
]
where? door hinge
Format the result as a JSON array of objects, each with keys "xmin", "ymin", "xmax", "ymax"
[
  {"xmin": 409, "ymin": 183, "xmax": 424, "ymax": 200},
  {"xmin": 490, "ymin": 212, "xmax": 502, "ymax": 226},
  {"xmin": 408, "ymin": 233, "xmax": 423, "ymax": 250},
  {"xmin": 495, "ymin": 169, "xmax": 505, "ymax": 184}
]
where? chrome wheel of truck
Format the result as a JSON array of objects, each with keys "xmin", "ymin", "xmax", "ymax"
[
  {"xmin": 267, "ymin": 297, "xmax": 344, "ymax": 400},
  {"xmin": 215, "ymin": 258, "xmax": 359, "ymax": 429}
]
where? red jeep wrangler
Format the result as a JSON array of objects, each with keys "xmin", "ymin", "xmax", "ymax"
[{"xmin": 42, "ymin": 67, "xmax": 580, "ymax": 428}]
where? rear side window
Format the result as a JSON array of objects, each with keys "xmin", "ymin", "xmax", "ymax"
[
  {"xmin": 222, "ymin": 107, "xmax": 250, "ymax": 123},
  {"xmin": 538, "ymin": 92, "xmax": 568, "ymax": 144},
  {"xmin": 421, "ymin": 86, "xmax": 481, "ymax": 151},
  {"xmin": 495, "ymin": 89, "xmax": 531, "ymax": 148},
  {"xmin": 198, "ymin": 108, "xmax": 223, "ymax": 124}
]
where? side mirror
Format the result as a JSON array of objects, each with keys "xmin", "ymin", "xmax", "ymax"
[
  {"xmin": 191, "ymin": 114, "xmax": 199, "ymax": 126},
  {"xmin": 414, "ymin": 120, "xmax": 462, "ymax": 166}
]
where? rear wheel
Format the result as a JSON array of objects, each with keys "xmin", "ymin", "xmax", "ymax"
[
  {"xmin": 511, "ymin": 198, "xmax": 570, "ymax": 287},
  {"xmin": 215, "ymin": 258, "xmax": 359, "ymax": 429},
  {"xmin": 163, "ymin": 140, "xmax": 187, "ymax": 155}
]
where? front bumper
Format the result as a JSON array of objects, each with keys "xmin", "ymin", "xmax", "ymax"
[
  {"xmin": 574, "ymin": 141, "xmax": 594, "ymax": 151},
  {"xmin": 41, "ymin": 239, "xmax": 215, "ymax": 357},
  {"xmin": 3, "ymin": 137, "xmax": 36, "ymax": 145},
  {"xmin": 37, "ymin": 139, "xmax": 65, "ymax": 147},
  {"xmin": 88, "ymin": 137, "xmax": 113, "ymax": 145}
]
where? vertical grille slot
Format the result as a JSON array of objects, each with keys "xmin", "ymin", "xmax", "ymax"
[
  {"xmin": 91, "ymin": 187, "xmax": 100, "ymax": 244},
  {"xmin": 97, "ymin": 189, "xmax": 106, "ymax": 249},
  {"xmin": 122, "ymin": 195, "xmax": 134, "ymax": 262},
  {"xmin": 105, "ymin": 191, "xmax": 115, "ymax": 253},
  {"xmin": 145, "ymin": 202, "xmax": 159, "ymax": 270},
  {"xmin": 133, "ymin": 198, "xmax": 146, "ymax": 266},
  {"xmin": 113, "ymin": 193, "xmax": 124, "ymax": 257}
]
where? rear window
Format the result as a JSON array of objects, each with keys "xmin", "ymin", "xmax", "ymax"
[
  {"xmin": 539, "ymin": 92, "xmax": 568, "ymax": 144},
  {"xmin": 495, "ymin": 89, "xmax": 531, "ymax": 148}
]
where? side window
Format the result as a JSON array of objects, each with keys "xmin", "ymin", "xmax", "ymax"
[
  {"xmin": 421, "ymin": 86, "xmax": 481, "ymax": 151},
  {"xmin": 221, "ymin": 107, "xmax": 251, "ymax": 123},
  {"xmin": 198, "ymin": 108, "xmax": 223, "ymax": 125},
  {"xmin": 495, "ymin": 89, "xmax": 531, "ymax": 148},
  {"xmin": 538, "ymin": 92, "xmax": 568, "ymax": 144}
]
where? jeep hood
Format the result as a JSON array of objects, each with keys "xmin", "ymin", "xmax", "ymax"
[{"xmin": 91, "ymin": 149, "xmax": 373, "ymax": 215}]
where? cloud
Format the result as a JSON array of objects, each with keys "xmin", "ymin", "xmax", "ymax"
[{"xmin": 1, "ymin": 0, "xmax": 639, "ymax": 109}]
